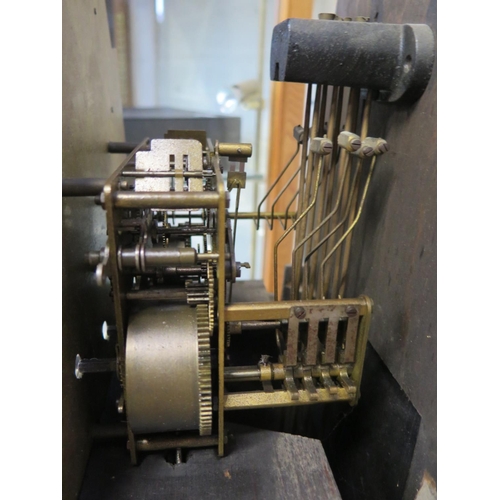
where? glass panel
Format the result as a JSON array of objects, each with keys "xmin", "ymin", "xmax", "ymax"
[{"xmin": 111, "ymin": 0, "xmax": 278, "ymax": 280}]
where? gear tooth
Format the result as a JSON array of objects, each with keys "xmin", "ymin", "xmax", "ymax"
[
  {"xmin": 186, "ymin": 263, "xmax": 214, "ymax": 337},
  {"xmin": 206, "ymin": 263, "xmax": 215, "ymax": 334},
  {"xmin": 186, "ymin": 264, "xmax": 215, "ymax": 335},
  {"xmin": 196, "ymin": 304, "xmax": 212, "ymax": 436}
]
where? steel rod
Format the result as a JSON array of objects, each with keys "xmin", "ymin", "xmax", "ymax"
[
  {"xmin": 241, "ymin": 320, "xmax": 281, "ymax": 330},
  {"xmin": 114, "ymin": 191, "xmax": 220, "ymax": 209},
  {"xmin": 227, "ymin": 212, "xmax": 296, "ymax": 220},
  {"xmin": 74, "ymin": 355, "xmax": 116, "ymax": 378},
  {"xmin": 62, "ymin": 178, "xmax": 106, "ymax": 197},
  {"xmin": 125, "ymin": 288, "xmax": 188, "ymax": 301},
  {"xmin": 224, "ymin": 364, "xmax": 354, "ymax": 382},
  {"xmin": 108, "ymin": 141, "xmax": 150, "ymax": 154},
  {"xmin": 121, "ymin": 170, "xmax": 208, "ymax": 178},
  {"xmin": 224, "ymin": 367, "xmax": 261, "ymax": 381}
]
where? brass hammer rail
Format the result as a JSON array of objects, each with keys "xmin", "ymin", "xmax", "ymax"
[
  {"xmin": 225, "ymin": 296, "xmax": 373, "ymax": 407},
  {"xmin": 224, "ymin": 387, "xmax": 354, "ymax": 411},
  {"xmin": 224, "ymin": 297, "xmax": 370, "ymax": 321}
]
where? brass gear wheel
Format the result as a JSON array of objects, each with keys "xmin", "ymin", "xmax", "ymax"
[
  {"xmin": 186, "ymin": 262, "xmax": 215, "ymax": 336},
  {"xmin": 196, "ymin": 304, "xmax": 212, "ymax": 436},
  {"xmin": 206, "ymin": 262, "xmax": 215, "ymax": 334}
]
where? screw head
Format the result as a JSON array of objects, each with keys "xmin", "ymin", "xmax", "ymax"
[
  {"xmin": 322, "ymin": 142, "xmax": 333, "ymax": 154},
  {"xmin": 377, "ymin": 142, "xmax": 389, "ymax": 154},
  {"xmin": 350, "ymin": 139, "xmax": 362, "ymax": 151},
  {"xmin": 362, "ymin": 146, "xmax": 374, "ymax": 157},
  {"xmin": 311, "ymin": 137, "xmax": 333, "ymax": 155},
  {"xmin": 346, "ymin": 306, "xmax": 357, "ymax": 317},
  {"xmin": 294, "ymin": 306, "xmax": 306, "ymax": 319}
]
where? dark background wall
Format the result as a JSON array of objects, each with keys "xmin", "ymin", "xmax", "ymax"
[
  {"xmin": 338, "ymin": 1, "xmax": 437, "ymax": 498},
  {"xmin": 62, "ymin": 1, "xmax": 125, "ymax": 498}
]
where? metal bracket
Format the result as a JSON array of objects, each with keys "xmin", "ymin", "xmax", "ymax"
[
  {"xmin": 227, "ymin": 163, "xmax": 247, "ymax": 190},
  {"xmin": 302, "ymin": 367, "xmax": 319, "ymax": 401},
  {"xmin": 287, "ymin": 304, "xmax": 360, "ymax": 366},
  {"xmin": 338, "ymin": 368, "xmax": 356, "ymax": 395},
  {"xmin": 319, "ymin": 365, "xmax": 338, "ymax": 397},
  {"xmin": 284, "ymin": 367, "xmax": 299, "ymax": 401},
  {"xmin": 259, "ymin": 363, "xmax": 274, "ymax": 393}
]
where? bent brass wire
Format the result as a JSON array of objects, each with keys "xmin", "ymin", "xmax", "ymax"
[
  {"xmin": 302, "ymin": 160, "xmax": 362, "ymax": 299},
  {"xmin": 319, "ymin": 155, "xmax": 377, "ymax": 299},
  {"xmin": 304, "ymin": 85, "xmax": 331, "ymax": 284},
  {"xmin": 336, "ymin": 90, "xmax": 373, "ymax": 298},
  {"xmin": 273, "ymin": 154, "xmax": 324, "ymax": 300},
  {"xmin": 292, "ymin": 84, "xmax": 314, "ymax": 294},
  {"xmin": 271, "ymin": 164, "xmax": 301, "ymax": 230},
  {"xmin": 283, "ymin": 190, "xmax": 300, "ymax": 230},
  {"xmin": 323, "ymin": 89, "xmax": 360, "ymax": 295},
  {"xmin": 290, "ymin": 154, "xmax": 352, "ymax": 299},
  {"xmin": 257, "ymin": 143, "xmax": 300, "ymax": 230}
]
